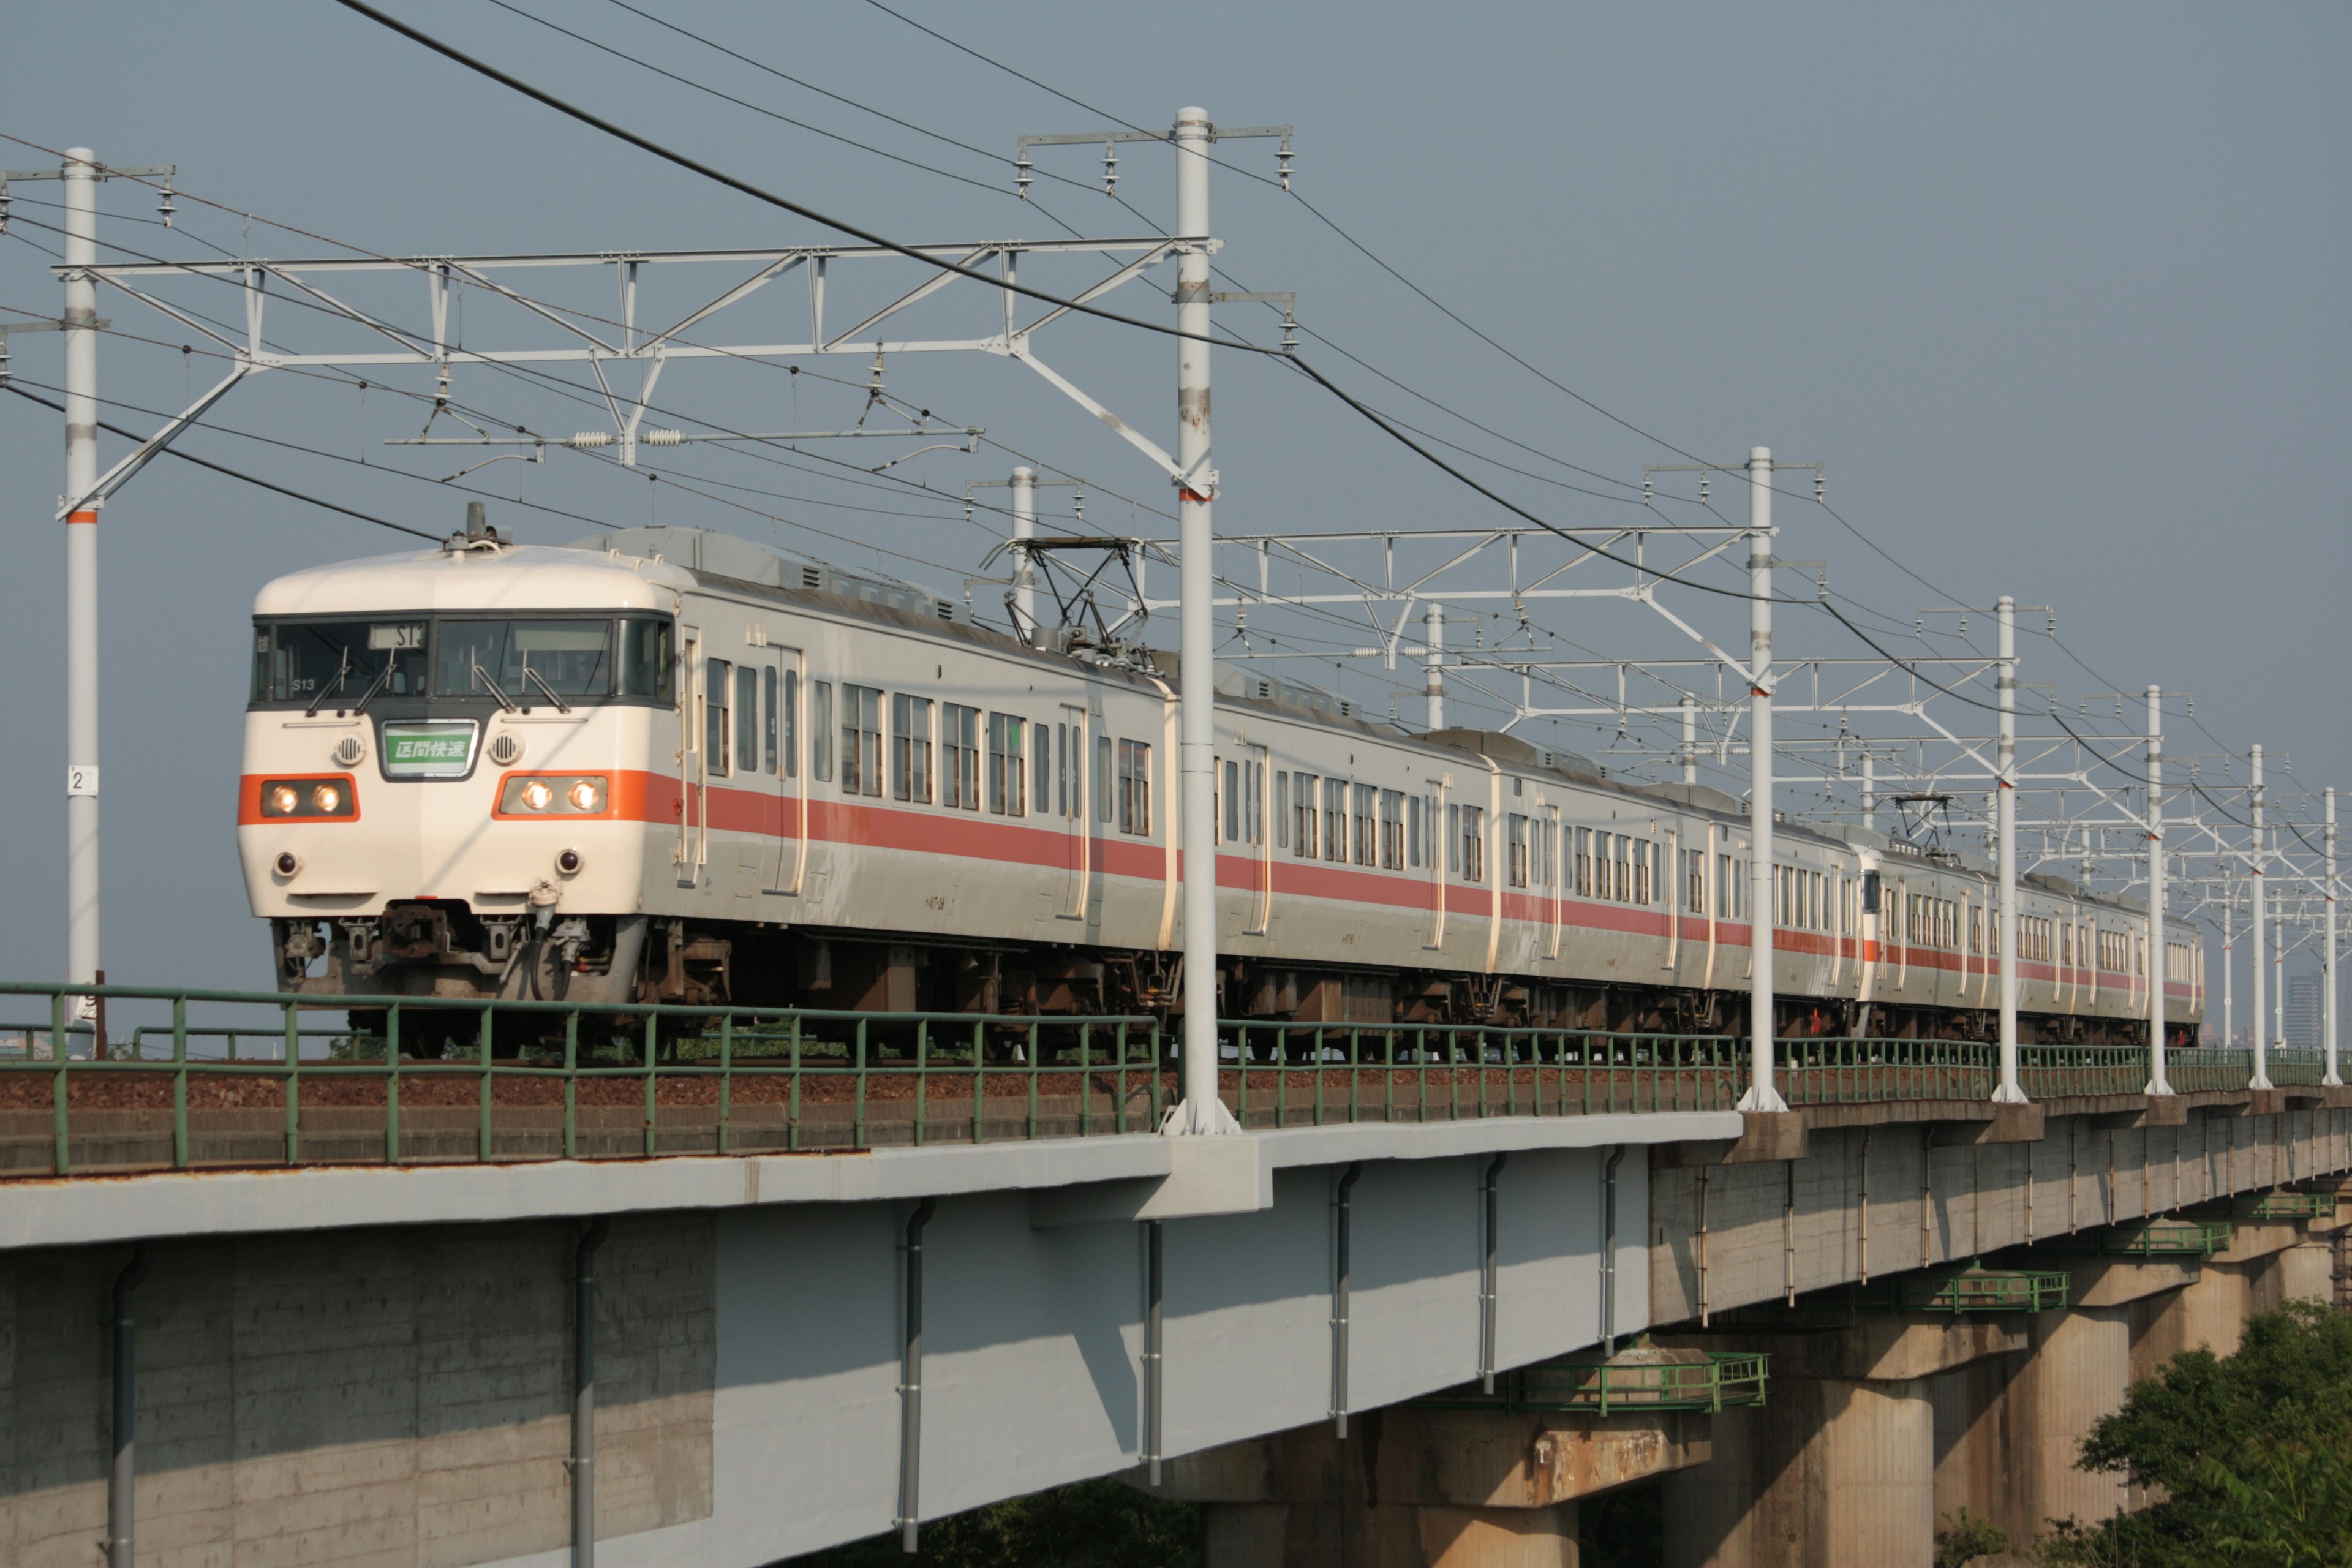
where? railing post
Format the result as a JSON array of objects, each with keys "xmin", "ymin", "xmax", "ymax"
[
  {"xmin": 51, "ymin": 991, "xmax": 70, "ymax": 1175},
  {"xmin": 563, "ymin": 1012, "xmax": 579, "ymax": 1161},
  {"xmin": 717, "ymin": 1012, "xmax": 733, "ymax": 1157},
  {"xmin": 478, "ymin": 1006, "xmax": 494, "ymax": 1163},
  {"xmin": 170, "ymin": 996, "xmax": 187, "ymax": 1169},
  {"xmin": 282, "ymin": 1000, "xmax": 300, "ymax": 1166},
  {"xmin": 385, "ymin": 1004, "xmax": 402, "ymax": 1166}
]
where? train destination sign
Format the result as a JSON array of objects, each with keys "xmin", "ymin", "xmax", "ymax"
[{"xmin": 380, "ymin": 722, "xmax": 477, "ymax": 779}]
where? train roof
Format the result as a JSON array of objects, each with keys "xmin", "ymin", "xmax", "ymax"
[{"xmin": 252, "ymin": 540, "xmax": 692, "ymax": 617}]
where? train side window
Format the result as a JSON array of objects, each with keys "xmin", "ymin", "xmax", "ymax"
[
  {"xmin": 1095, "ymin": 733, "xmax": 1112, "ymax": 823},
  {"xmin": 1034, "ymin": 725, "xmax": 1050, "ymax": 818},
  {"xmin": 622, "ymin": 617, "xmax": 674, "ymax": 702},
  {"xmin": 892, "ymin": 694, "xmax": 933, "ymax": 803},
  {"xmin": 1324, "ymin": 779, "xmax": 1348, "ymax": 864},
  {"xmin": 1354, "ymin": 784, "xmax": 1378, "ymax": 866},
  {"xmin": 1408, "ymin": 796, "xmax": 1421, "ymax": 868},
  {"xmin": 1275, "ymin": 770, "xmax": 1291, "ymax": 849},
  {"xmin": 1250, "ymin": 761, "xmax": 1264, "ymax": 845},
  {"xmin": 1056, "ymin": 725, "xmax": 1070, "ymax": 818},
  {"xmin": 842, "ymin": 685, "xmax": 883, "ymax": 797},
  {"xmin": 706, "ymin": 658, "xmax": 731, "ymax": 778},
  {"xmin": 943, "ymin": 704, "xmax": 980, "ymax": 810},
  {"xmin": 762, "ymin": 668, "xmax": 778, "ymax": 774},
  {"xmin": 1223, "ymin": 760, "xmax": 1240, "ymax": 843},
  {"xmin": 1118, "ymin": 740, "xmax": 1152, "ymax": 835},
  {"xmin": 1446, "ymin": 804, "xmax": 1460, "ymax": 873},
  {"xmin": 810, "ymin": 682, "xmax": 834, "ymax": 781},
  {"xmin": 1507, "ymin": 813, "xmax": 1529, "ymax": 888},
  {"xmin": 1861, "ymin": 871, "xmax": 1881, "ymax": 914},
  {"xmin": 987, "ymin": 713, "xmax": 1028, "ymax": 815},
  {"xmin": 1294, "ymin": 774, "xmax": 1318, "ymax": 858},
  {"xmin": 1460, "ymin": 805, "xmax": 1485, "ymax": 883},
  {"xmin": 1381, "ymin": 790, "xmax": 1405, "ymax": 870},
  {"xmin": 736, "ymin": 666, "xmax": 761, "ymax": 774},
  {"xmin": 780, "ymin": 671, "xmax": 799, "ymax": 778}
]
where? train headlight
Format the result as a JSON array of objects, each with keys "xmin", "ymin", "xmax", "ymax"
[
  {"xmin": 258, "ymin": 777, "xmax": 356, "ymax": 820},
  {"xmin": 497, "ymin": 774, "xmax": 612, "ymax": 817}
]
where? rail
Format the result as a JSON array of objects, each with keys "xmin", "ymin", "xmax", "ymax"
[{"xmin": 0, "ymin": 981, "xmax": 2318, "ymax": 1179}]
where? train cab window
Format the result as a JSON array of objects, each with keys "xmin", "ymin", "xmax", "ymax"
[
  {"xmin": 1324, "ymin": 779, "xmax": 1348, "ymax": 864},
  {"xmin": 620, "ymin": 617, "xmax": 673, "ymax": 701},
  {"xmin": 1354, "ymin": 785, "xmax": 1378, "ymax": 865},
  {"xmin": 735, "ymin": 666, "xmax": 761, "ymax": 774},
  {"xmin": 810, "ymin": 682, "xmax": 834, "ymax": 781},
  {"xmin": 440, "ymin": 619, "xmax": 616, "ymax": 703},
  {"xmin": 1094, "ymin": 733, "xmax": 1113, "ymax": 823},
  {"xmin": 253, "ymin": 619, "xmax": 431, "ymax": 708},
  {"xmin": 1381, "ymin": 791, "xmax": 1406, "ymax": 870},
  {"xmin": 987, "ymin": 713, "xmax": 1027, "ymax": 815},
  {"xmin": 1117, "ymin": 740, "xmax": 1152, "ymax": 835},
  {"xmin": 705, "ymin": 658, "xmax": 731, "ymax": 777},
  {"xmin": 1294, "ymin": 774, "xmax": 1318, "ymax": 858},
  {"xmin": 1460, "ymin": 805, "xmax": 1485, "ymax": 883},
  {"xmin": 780, "ymin": 670, "xmax": 799, "ymax": 778},
  {"xmin": 892, "ymin": 694, "xmax": 933, "ymax": 803},
  {"xmin": 943, "ymin": 704, "xmax": 980, "ymax": 809},
  {"xmin": 1507, "ymin": 814, "xmax": 1529, "ymax": 888}
]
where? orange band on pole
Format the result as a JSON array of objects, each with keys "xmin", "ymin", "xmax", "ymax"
[{"xmin": 66, "ymin": 510, "xmax": 99, "ymax": 525}]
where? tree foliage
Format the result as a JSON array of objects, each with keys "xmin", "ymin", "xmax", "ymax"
[
  {"xmin": 2040, "ymin": 1301, "xmax": 2352, "ymax": 1568},
  {"xmin": 786, "ymin": 1477, "xmax": 1200, "ymax": 1568}
]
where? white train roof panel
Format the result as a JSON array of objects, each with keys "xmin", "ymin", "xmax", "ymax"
[{"xmin": 251, "ymin": 543, "xmax": 693, "ymax": 618}]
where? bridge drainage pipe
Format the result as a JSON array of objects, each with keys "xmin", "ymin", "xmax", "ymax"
[
  {"xmin": 572, "ymin": 1216, "xmax": 609, "ymax": 1568},
  {"xmin": 1331, "ymin": 1163, "xmax": 1362, "ymax": 1436},
  {"xmin": 107, "ymin": 1242, "xmax": 153, "ymax": 1568},
  {"xmin": 1480, "ymin": 1152, "xmax": 1507, "ymax": 1393},
  {"xmin": 898, "ymin": 1197, "xmax": 937, "ymax": 1552},
  {"xmin": 1144, "ymin": 1219, "xmax": 1164, "ymax": 1485},
  {"xmin": 1601, "ymin": 1146, "xmax": 1624, "ymax": 1354}
]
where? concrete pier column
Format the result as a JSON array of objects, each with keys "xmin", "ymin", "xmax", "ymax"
[
  {"xmin": 1659, "ymin": 1318, "xmax": 2025, "ymax": 1568},
  {"xmin": 2011, "ymin": 1306, "xmax": 2132, "ymax": 1536},
  {"xmin": 2263, "ymin": 1234, "xmax": 2335, "ymax": 1307},
  {"xmin": 1148, "ymin": 1398, "xmax": 1714, "ymax": 1567}
]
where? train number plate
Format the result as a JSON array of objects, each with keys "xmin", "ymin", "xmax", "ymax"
[{"xmin": 380, "ymin": 722, "xmax": 478, "ymax": 778}]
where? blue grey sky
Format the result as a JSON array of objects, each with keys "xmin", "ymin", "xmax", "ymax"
[{"xmin": 1, "ymin": 1, "xmax": 2343, "ymax": 990}]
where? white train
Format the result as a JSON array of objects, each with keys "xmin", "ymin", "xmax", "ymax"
[{"xmin": 239, "ymin": 513, "xmax": 2204, "ymax": 1051}]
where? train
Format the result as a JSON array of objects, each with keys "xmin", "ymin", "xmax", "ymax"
[{"xmin": 238, "ymin": 511, "xmax": 2204, "ymax": 1053}]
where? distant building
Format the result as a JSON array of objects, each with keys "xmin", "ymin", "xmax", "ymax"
[{"xmin": 2285, "ymin": 973, "xmax": 2324, "ymax": 1052}]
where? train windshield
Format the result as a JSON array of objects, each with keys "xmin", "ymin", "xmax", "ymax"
[
  {"xmin": 254, "ymin": 620, "xmax": 429, "ymax": 707},
  {"xmin": 250, "ymin": 614, "xmax": 673, "ymax": 708}
]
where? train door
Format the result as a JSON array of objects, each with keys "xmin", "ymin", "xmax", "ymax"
[
  {"xmin": 677, "ymin": 625, "xmax": 705, "ymax": 887},
  {"xmin": 1423, "ymin": 777, "xmax": 1448, "ymax": 950},
  {"xmin": 1057, "ymin": 703, "xmax": 1088, "ymax": 920},
  {"xmin": 1242, "ymin": 742, "xmax": 1271, "ymax": 935},
  {"xmin": 756, "ymin": 647, "xmax": 805, "ymax": 895},
  {"xmin": 1543, "ymin": 802, "xmax": 1564, "ymax": 961}
]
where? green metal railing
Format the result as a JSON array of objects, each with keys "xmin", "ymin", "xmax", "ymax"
[
  {"xmin": 2049, "ymin": 1217, "xmax": 2236, "ymax": 1257},
  {"xmin": 1419, "ymin": 1352, "xmax": 1770, "ymax": 1416},
  {"xmin": 1851, "ymin": 1263, "xmax": 2071, "ymax": 1314},
  {"xmin": 2219, "ymin": 1189, "xmax": 2339, "ymax": 1222},
  {"xmin": 0, "ymin": 979, "xmax": 2313, "ymax": 1179}
]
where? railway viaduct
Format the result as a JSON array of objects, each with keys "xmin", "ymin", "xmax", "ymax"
[{"xmin": 2, "ymin": 993, "xmax": 2347, "ymax": 1567}]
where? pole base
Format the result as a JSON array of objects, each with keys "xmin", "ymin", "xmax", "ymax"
[
  {"xmin": 2249, "ymin": 1075, "xmax": 2275, "ymax": 1091},
  {"xmin": 2144, "ymin": 1079, "xmax": 2175, "ymax": 1097},
  {"xmin": 1161, "ymin": 1096, "xmax": 1241, "ymax": 1137},
  {"xmin": 1735, "ymin": 1083, "xmax": 1789, "ymax": 1114},
  {"xmin": 1991, "ymin": 1084, "xmax": 2030, "ymax": 1106}
]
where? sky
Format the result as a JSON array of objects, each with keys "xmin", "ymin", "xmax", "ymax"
[{"xmin": 0, "ymin": 0, "xmax": 2343, "ymax": 1000}]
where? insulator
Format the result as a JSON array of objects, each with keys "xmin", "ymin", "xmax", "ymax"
[
  {"xmin": 1699, "ymin": 475, "xmax": 1709, "ymax": 504},
  {"xmin": 641, "ymin": 429, "xmax": 684, "ymax": 447},
  {"xmin": 567, "ymin": 431, "xmax": 614, "ymax": 448},
  {"xmin": 1, "ymin": 186, "xmax": 13, "ymax": 236},
  {"xmin": 157, "ymin": 183, "xmax": 176, "ymax": 229},
  {"xmin": 1277, "ymin": 144, "xmax": 1294, "ymax": 192},
  {"xmin": 1642, "ymin": 478, "xmax": 1653, "ymax": 507},
  {"xmin": 1103, "ymin": 142, "xmax": 1120, "ymax": 196},
  {"xmin": 1813, "ymin": 472, "xmax": 1825, "ymax": 503},
  {"xmin": 1014, "ymin": 153, "xmax": 1033, "ymax": 200},
  {"xmin": 1072, "ymin": 490, "xmax": 1084, "ymax": 524},
  {"xmin": 1280, "ymin": 310, "xmax": 1298, "ymax": 353}
]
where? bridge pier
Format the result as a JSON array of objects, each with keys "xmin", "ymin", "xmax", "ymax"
[{"xmin": 1147, "ymin": 1396, "xmax": 1714, "ymax": 1566}]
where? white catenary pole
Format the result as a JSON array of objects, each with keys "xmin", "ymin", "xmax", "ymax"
[
  {"xmin": 2250, "ymin": 744, "xmax": 2271, "ymax": 1090},
  {"xmin": 2222, "ymin": 899, "xmax": 2236, "ymax": 1049},
  {"xmin": 2325, "ymin": 787, "xmax": 2340, "ymax": 1087},
  {"xmin": 1423, "ymin": 603, "xmax": 1446, "ymax": 731},
  {"xmin": 1009, "ymin": 465, "xmax": 1039, "ymax": 646},
  {"xmin": 1861, "ymin": 754, "xmax": 1875, "ymax": 825},
  {"xmin": 1679, "ymin": 694, "xmax": 1698, "ymax": 785},
  {"xmin": 2145, "ymin": 687, "xmax": 2171, "ymax": 1093},
  {"xmin": 1738, "ymin": 448, "xmax": 1787, "ymax": 1113},
  {"xmin": 64, "ymin": 148, "xmax": 102, "ymax": 1027},
  {"xmin": 1167, "ymin": 108, "xmax": 1237, "ymax": 1136},
  {"xmin": 1994, "ymin": 597, "xmax": 2024, "ymax": 1103}
]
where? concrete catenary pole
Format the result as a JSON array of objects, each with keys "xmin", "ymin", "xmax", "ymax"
[
  {"xmin": 2250, "ymin": 745, "xmax": 2271, "ymax": 1088},
  {"xmin": 1679, "ymin": 694, "xmax": 1698, "ymax": 785},
  {"xmin": 2325, "ymin": 787, "xmax": 2340, "ymax": 1087},
  {"xmin": 1994, "ymin": 597, "xmax": 2025, "ymax": 1102},
  {"xmin": 1009, "ymin": 465, "xmax": 1039, "ymax": 646},
  {"xmin": 1738, "ymin": 448, "xmax": 1788, "ymax": 1113},
  {"xmin": 1168, "ymin": 107, "xmax": 1237, "ymax": 1135},
  {"xmin": 2222, "ymin": 897, "xmax": 2236, "ymax": 1049},
  {"xmin": 64, "ymin": 148, "xmax": 102, "ymax": 1027},
  {"xmin": 2145, "ymin": 687, "xmax": 2171, "ymax": 1093},
  {"xmin": 1423, "ymin": 603, "xmax": 1446, "ymax": 731}
]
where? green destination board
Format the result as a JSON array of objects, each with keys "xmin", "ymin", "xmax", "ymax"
[{"xmin": 381, "ymin": 723, "xmax": 477, "ymax": 778}]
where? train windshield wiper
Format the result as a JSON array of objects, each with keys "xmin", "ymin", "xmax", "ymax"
[
  {"xmin": 305, "ymin": 647, "xmax": 353, "ymax": 717},
  {"xmin": 470, "ymin": 657, "xmax": 519, "ymax": 714},
  {"xmin": 350, "ymin": 657, "xmax": 398, "ymax": 715},
  {"xmin": 519, "ymin": 665, "xmax": 572, "ymax": 714}
]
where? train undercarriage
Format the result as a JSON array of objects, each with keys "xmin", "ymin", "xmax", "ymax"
[{"xmin": 274, "ymin": 900, "xmax": 2176, "ymax": 1057}]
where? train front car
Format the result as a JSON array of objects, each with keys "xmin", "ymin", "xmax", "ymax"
[{"xmin": 239, "ymin": 524, "xmax": 688, "ymax": 1050}]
